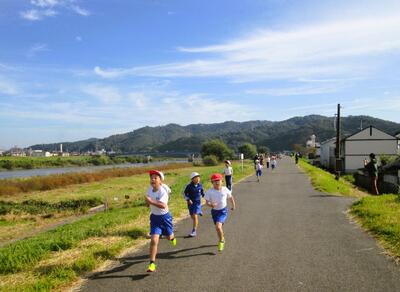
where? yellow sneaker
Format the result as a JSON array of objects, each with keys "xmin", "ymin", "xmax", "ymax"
[
  {"xmin": 147, "ymin": 262, "xmax": 156, "ymax": 272},
  {"xmin": 171, "ymin": 237, "xmax": 177, "ymax": 247},
  {"xmin": 218, "ymin": 241, "xmax": 225, "ymax": 252}
]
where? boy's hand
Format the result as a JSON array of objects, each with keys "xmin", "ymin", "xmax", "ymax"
[{"xmin": 187, "ymin": 200, "xmax": 193, "ymax": 206}]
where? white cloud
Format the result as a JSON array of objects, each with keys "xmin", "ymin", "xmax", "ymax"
[
  {"xmin": 128, "ymin": 92, "xmax": 147, "ymax": 109},
  {"xmin": 94, "ymin": 14, "xmax": 400, "ymax": 85},
  {"xmin": 81, "ymin": 84, "xmax": 122, "ymax": 103},
  {"xmin": 20, "ymin": 9, "xmax": 57, "ymax": 21},
  {"xmin": 70, "ymin": 5, "xmax": 90, "ymax": 16},
  {"xmin": 75, "ymin": 36, "xmax": 82, "ymax": 42},
  {"xmin": 31, "ymin": 0, "xmax": 60, "ymax": 8},
  {"xmin": 20, "ymin": 0, "xmax": 90, "ymax": 21},
  {"xmin": 0, "ymin": 79, "xmax": 19, "ymax": 95},
  {"xmin": 27, "ymin": 43, "xmax": 49, "ymax": 58},
  {"xmin": 246, "ymin": 85, "xmax": 340, "ymax": 96}
]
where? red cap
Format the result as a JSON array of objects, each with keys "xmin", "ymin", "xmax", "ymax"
[
  {"xmin": 149, "ymin": 170, "xmax": 164, "ymax": 181},
  {"xmin": 210, "ymin": 173, "xmax": 223, "ymax": 181}
]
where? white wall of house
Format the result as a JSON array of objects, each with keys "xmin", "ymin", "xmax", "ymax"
[
  {"xmin": 320, "ymin": 139, "xmax": 335, "ymax": 169},
  {"xmin": 343, "ymin": 126, "xmax": 398, "ymax": 172}
]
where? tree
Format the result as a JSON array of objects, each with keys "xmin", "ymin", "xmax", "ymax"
[
  {"xmin": 201, "ymin": 140, "xmax": 234, "ymax": 162},
  {"xmin": 238, "ymin": 143, "xmax": 257, "ymax": 159},
  {"xmin": 293, "ymin": 144, "xmax": 307, "ymax": 156},
  {"xmin": 258, "ymin": 146, "xmax": 270, "ymax": 154}
]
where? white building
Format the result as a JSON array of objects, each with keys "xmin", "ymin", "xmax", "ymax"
[
  {"xmin": 320, "ymin": 138, "xmax": 336, "ymax": 169},
  {"xmin": 341, "ymin": 126, "xmax": 399, "ymax": 173}
]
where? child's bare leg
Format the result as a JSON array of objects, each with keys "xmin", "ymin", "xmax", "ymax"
[
  {"xmin": 150, "ymin": 234, "xmax": 160, "ymax": 262},
  {"xmin": 166, "ymin": 233, "xmax": 175, "ymax": 240},
  {"xmin": 191, "ymin": 214, "xmax": 198, "ymax": 230},
  {"xmin": 215, "ymin": 223, "xmax": 224, "ymax": 242}
]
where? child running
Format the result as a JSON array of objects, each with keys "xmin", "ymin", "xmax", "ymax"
[
  {"xmin": 183, "ymin": 172, "xmax": 205, "ymax": 237},
  {"xmin": 204, "ymin": 173, "xmax": 236, "ymax": 252},
  {"xmin": 255, "ymin": 159, "xmax": 263, "ymax": 182},
  {"xmin": 224, "ymin": 160, "xmax": 233, "ymax": 190},
  {"xmin": 145, "ymin": 170, "xmax": 176, "ymax": 272}
]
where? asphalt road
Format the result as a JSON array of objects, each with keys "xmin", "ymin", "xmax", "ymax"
[{"xmin": 82, "ymin": 157, "xmax": 400, "ymax": 292}]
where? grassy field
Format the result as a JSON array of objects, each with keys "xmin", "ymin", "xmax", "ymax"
[
  {"xmin": 0, "ymin": 162, "xmax": 190, "ymax": 197},
  {"xmin": 0, "ymin": 155, "xmax": 160, "ymax": 171},
  {"xmin": 297, "ymin": 158, "xmax": 400, "ymax": 261},
  {"xmin": 0, "ymin": 161, "xmax": 254, "ymax": 291}
]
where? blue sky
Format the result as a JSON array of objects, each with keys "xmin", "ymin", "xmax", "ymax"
[{"xmin": 1, "ymin": 0, "xmax": 400, "ymax": 148}]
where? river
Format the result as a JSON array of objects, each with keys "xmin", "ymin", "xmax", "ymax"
[{"xmin": 0, "ymin": 160, "xmax": 187, "ymax": 179}]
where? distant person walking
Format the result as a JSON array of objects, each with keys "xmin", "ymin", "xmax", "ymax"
[
  {"xmin": 271, "ymin": 155, "xmax": 277, "ymax": 170},
  {"xmin": 255, "ymin": 159, "xmax": 263, "ymax": 182},
  {"xmin": 364, "ymin": 153, "xmax": 379, "ymax": 195},
  {"xmin": 253, "ymin": 154, "xmax": 260, "ymax": 169},
  {"xmin": 224, "ymin": 160, "xmax": 233, "ymax": 191},
  {"xmin": 295, "ymin": 152, "xmax": 300, "ymax": 164},
  {"xmin": 266, "ymin": 155, "xmax": 271, "ymax": 169}
]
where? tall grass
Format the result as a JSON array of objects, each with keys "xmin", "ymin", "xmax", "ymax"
[
  {"xmin": 0, "ymin": 155, "xmax": 154, "ymax": 171},
  {"xmin": 0, "ymin": 163, "xmax": 190, "ymax": 196}
]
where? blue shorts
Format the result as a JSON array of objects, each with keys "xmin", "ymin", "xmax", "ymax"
[
  {"xmin": 188, "ymin": 201, "xmax": 202, "ymax": 215},
  {"xmin": 256, "ymin": 169, "xmax": 262, "ymax": 176},
  {"xmin": 211, "ymin": 207, "xmax": 228, "ymax": 225},
  {"xmin": 150, "ymin": 212, "xmax": 174, "ymax": 236}
]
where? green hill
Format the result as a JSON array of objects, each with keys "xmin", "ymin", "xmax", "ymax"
[{"xmin": 30, "ymin": 115, "xmax": 400, "ymax": 154}]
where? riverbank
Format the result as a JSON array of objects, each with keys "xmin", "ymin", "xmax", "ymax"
[
  {"xmin": 0, "ymin": 156, "xmax": 175, "ymax": 172},
  {"xmin": 0, "ymin": 161, "xmax": 254, "ymax": 291}
]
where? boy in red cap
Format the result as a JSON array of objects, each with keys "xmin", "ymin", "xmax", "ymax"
[
  {"xmin": 204, "ymin": 173, "xmax": 236, "ymax": 252},
  {"xmin": 145, "ymin": 170, "xmax": 176, "ymax": 272}
]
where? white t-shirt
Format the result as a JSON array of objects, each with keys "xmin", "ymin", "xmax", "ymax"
[
  {"xmin": 256, "ymin": 163, "xmax": 263, "ymax": 171},
  {"xmin": 204, "ymin": 186, "xmax": 232, "ymax": 210},
  {"xmin": 266, "ymin": 157, "xmax": 271, "ymax": 162},
  {"xmin": 224, "ymin": 166, "xmax": 233, "ymax": 176},
  {"xmin": 147, "ymin": 185, "xmax": 169, "ymax": 215}
]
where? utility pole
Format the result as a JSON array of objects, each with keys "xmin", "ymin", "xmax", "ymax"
[{"xmin": 335, "ymin": 104, "xmax": 341, "ymax": 180}]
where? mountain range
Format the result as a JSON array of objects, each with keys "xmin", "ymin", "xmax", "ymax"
[{"xmin": 30, "ymin": 115, "xmax": 400, "ymax": 155}]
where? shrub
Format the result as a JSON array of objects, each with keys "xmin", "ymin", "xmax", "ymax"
[
  {"xmin": 202, "ymin": 155, "xmax": 219, "ymax": 166},
  {"xmin": 201, "ymin": 140, "xmax": 234, "ymax": 162},
  {"xmin": 238, "ymin": 143, "xmax": 257, "ymax": 159}
]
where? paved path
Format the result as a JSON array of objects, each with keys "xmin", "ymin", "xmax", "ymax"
[{"xmin": 82, "ymin": 157, "xmax": 400, "ymax": 291}]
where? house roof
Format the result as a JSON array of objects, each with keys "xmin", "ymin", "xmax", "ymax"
[
  {"xmin": 320, "ymin": 137, "xmax": 336, "ymax": 145},
  {"xmin": 342, "ymin": 125, "xmax": 396, "ymax": 141}
]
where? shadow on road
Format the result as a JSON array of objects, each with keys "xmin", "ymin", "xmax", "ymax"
[{"xmin": 89, "ymin": 245, "xmax": 216, "ymax": 281}]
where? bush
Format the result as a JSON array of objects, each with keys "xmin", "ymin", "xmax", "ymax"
[
  {"xmin": 201, "ymin": 140, "xmax": 234, "ymax": 162},
  {"xmin": 238, "ymin": 143, "xmax": 257, "ymax": 159},
  {"xmin": 202, "ymin": 155, "xmax": 219, "ymax": 166}
]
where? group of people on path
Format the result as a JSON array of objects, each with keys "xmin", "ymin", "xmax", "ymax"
[
  {"xmin": 145, "ymin": 161, "xmax": 236, "ymax": 273},
  {"xmin": 253, "ymin": 153, "xmax": 278, "ymax": 182}
]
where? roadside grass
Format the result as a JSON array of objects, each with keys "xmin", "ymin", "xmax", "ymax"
[
  {"xmin": 0, "ymin": 163, "xmax": 190, "ymax": 197},
  {"xmin": 351, "ymin": 194, "xmax": 400, "ymax": 260},
  {"xmin": 0, "ymin": 161, "xmax": 253, "ymax": 291},
  {"xmin": 297, "ymin": 158, "xmax": 400, "ymax": 261},
  {"xmin": 297, "ymin": 159, "xmax": 365, "ymax": 197}
]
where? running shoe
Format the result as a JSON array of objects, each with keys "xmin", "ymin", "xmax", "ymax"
[
  {"xmin": 188, "ymin": 230, "xmax": 197, "ymax": 237},
  {"xmin": 218, "ymin": 241, "xmax": 225, "ymax": 252},
  {"xmin": 170, "ymin": 237, "xmax": 177, "ymax": 246},
  {"xmin": 147, "ymin": 262, "xmax": 156, "ymax": 272}
]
